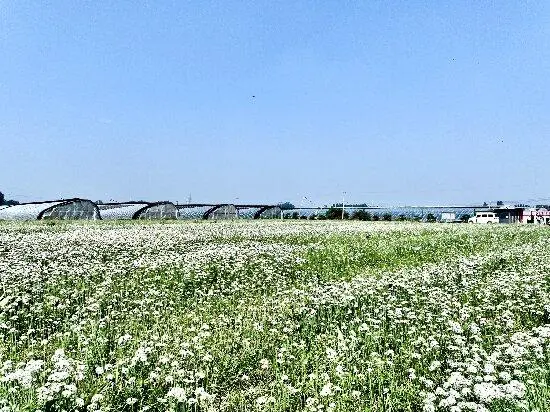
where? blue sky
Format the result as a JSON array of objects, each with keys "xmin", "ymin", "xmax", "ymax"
[{"xmin": 1, "ymin": 1, "xmax": 549, "ymax": 206}]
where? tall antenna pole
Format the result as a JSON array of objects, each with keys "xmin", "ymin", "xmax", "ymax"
[{"xmin": 342, "ymin": 191, "xmax": 346, "ymax": 220}]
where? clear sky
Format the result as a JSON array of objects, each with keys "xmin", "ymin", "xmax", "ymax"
[{"xmin": 1, "ymin": 1, "xmax": 549, "ymax": 206}]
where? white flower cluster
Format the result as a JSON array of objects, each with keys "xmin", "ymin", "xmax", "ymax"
[
  {"xmin": 2, "ymin": 359, "xmax": 44, "ymax": 389},
  {"xmin": 36, "ymin": 349, "xmax": 85, "ymax": 405}
]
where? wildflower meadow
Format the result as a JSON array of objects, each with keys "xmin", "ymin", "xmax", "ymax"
[{"xmin": 0, "ymin": 220, "xmax": 549, "ymax": 411}]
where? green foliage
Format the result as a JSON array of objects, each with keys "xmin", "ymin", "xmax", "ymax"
[
  {"xmin": 0, "ymin": 191, "xmax": 19, "ymax": 206},
  {"xmin": 382, "ymin": 213, "xmax": 392, "ymax": 221},
  {"xmin": 425, "ymin": 213, "xmax": 437, "ymax": 222},
  {"xmin": 333, "ymin": 203, "xmax": 372, "ymax": 208},
  {"xmin": 351, "ymin": 210, "xmax": 371, "ymax": 221},
  {"xmin": 325, "ymin": 207, "xmax": 349, "ymax": 220},
  {"xmin": 278, "ymin": 202, "xmax": 295, "ymax": 210},
  {"xmin": 460, "ymin": 214, "xmax": 471, "ymax": 222}
]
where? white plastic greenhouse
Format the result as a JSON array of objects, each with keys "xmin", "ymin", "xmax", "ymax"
[
  {"xmin": 176, "ymin": 204, "xmax": 237, "ymax": 220},
  {"xmin": 98, "ymin": 202, "xmax": 177, "ymax": 220},
  {"xmin": 236, "ymin": 205, "xmax": 282, "ymax": 219},
  {"xmin": 0, "ymin": 199, "xmax": 100, "ymax": 220}
]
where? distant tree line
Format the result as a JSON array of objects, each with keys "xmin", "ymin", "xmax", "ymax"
[
  {"xmin": 0, "ymin": 191, "xmax": 20, "ymax": 206},
  {"xmin": 278, "ymin": 202, "xmax": 295, "ymax": 210},
  {"xmin": 95, "ymin": 200, "xmax": 149, "ymax": 204},
  {"xmin": 332, "ymin": 203, "xmax": 373, "ymax": 208}
]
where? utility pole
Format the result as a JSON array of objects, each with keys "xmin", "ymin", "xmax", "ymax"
[{"xmin": 342, "ymin": 191, "xmax": 346, "ymax": 220}]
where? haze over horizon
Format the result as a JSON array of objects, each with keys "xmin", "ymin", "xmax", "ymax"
[{"xmin": 2, "ymin": 1, "xmax": 549, "ymax": 207}]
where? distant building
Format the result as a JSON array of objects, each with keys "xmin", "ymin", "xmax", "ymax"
[
  {"xmin": 521, "ymin": 207, "xmax": 550, "ymax": 224},
  {"xmin": 440, "ymin": 212, "xmax": 456, "ymax": 222},
  {"xmin": 469, "ymin": 206, "xmax": 550, "ymax": 224}
]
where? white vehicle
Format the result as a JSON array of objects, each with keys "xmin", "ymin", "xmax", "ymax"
[{"xmin": 468, "ymin": 211, "xmax": 499, "ymax": 224}]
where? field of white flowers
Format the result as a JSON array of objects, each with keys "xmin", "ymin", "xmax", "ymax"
[{"xmin": 0, "ymin": 220, "xmax": 549, "ymax": 412}]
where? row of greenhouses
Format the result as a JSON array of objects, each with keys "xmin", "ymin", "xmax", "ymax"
[
  {"xmin": 285, "ymin": 206, "xmax": 477, "ymax": 221},
  {"xmin": 0, "ymin": 199, "xmax": 283, "ymax": 221}
]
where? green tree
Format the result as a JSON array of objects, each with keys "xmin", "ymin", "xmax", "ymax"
[
  {"xmin": 382, "ymin": 213, "xmax": 392, "ymax": 221},
  {"xmin": 351, "ymin": 210, "xmax": 371, "ymax": 221},
  {"xmin": 278, "ymin": 202, "xmax": 295, "ymax": 210},
  {"xmin": 325, "ymin": 207, "xmax": 348, "ymax": 220},
  {"xmin": 426, "ymin": 213, "xmax": 437, "ymax": 222},
  {"xmin": 0, "ymin": 192, "xmax": 19, "ymax": 206},
  {"xmin": 460, "ymin": 214, "xmax": 471, "ymax": 222}
]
